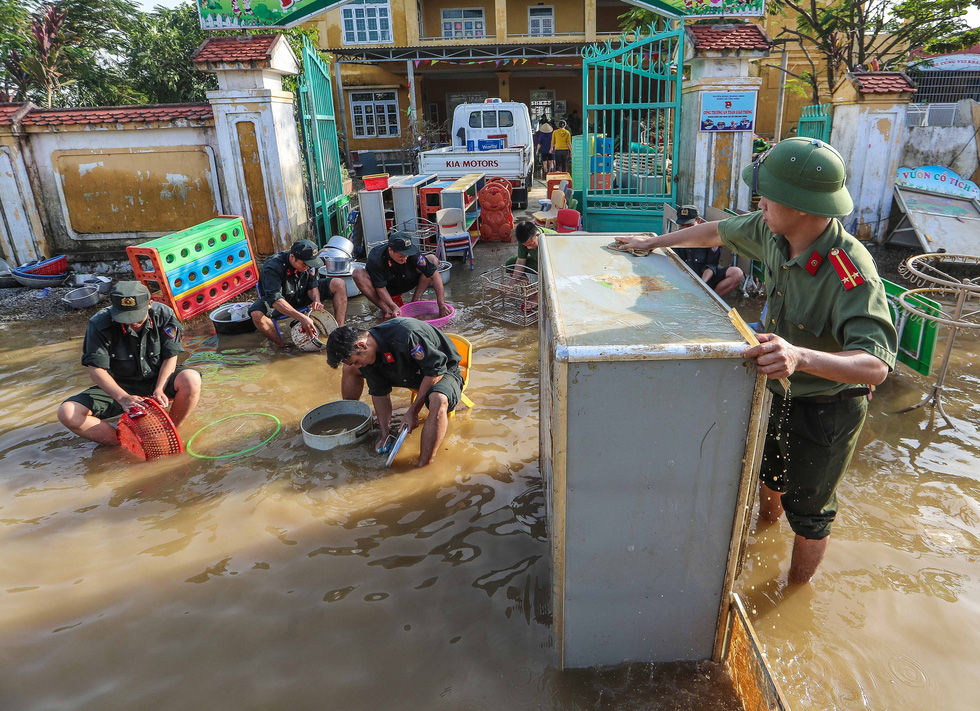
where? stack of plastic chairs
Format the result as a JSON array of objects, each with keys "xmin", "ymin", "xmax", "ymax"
[
  {"xmin": 435, "ymin": 208, "xmax": 476, "ymax": 269},
  {"xmin": 532, "ymin": 190, "xmax": 567, "ymax": 229}
]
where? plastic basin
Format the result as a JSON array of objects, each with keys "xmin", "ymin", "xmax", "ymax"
[
  {"xmin": 363, "ymin": 173, "xmax": 389, "ymax": 191},
  {"xmin": 301, "ymin": 400, "xmax": 372, "ymax": 451},
  {"xmin": 400, "ymin": 300, "xmax": 456, "ymax": 329},
  {"xmin": 210, "ymin": 302, "xmax": 257, "ymax": 336}
]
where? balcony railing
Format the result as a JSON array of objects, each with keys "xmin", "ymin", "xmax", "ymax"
[{"xmin": 419, "ymin": 33, "xmax": 498, "ymax": 41}]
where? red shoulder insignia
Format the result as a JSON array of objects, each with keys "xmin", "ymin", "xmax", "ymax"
[
  {"xmin": 804, "ymin": 250, "xmax": 823, "ymax": 276},
  {"xmin": 828, "ymin": 248, "xmax": 865, "ymax": 290}
]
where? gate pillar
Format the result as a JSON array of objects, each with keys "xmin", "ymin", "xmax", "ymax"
[
  {"xmin": 194, "ymin": 34, "xmax": 308, "ymax": 254},
  {"xmin": 677, "ymin": 24, "xmax": 771, "ymax": 215}
]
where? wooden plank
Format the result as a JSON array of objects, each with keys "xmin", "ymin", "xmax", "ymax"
[{"xmin": 725, "ymin": 594, "xmax": 792, "ymax": 711}]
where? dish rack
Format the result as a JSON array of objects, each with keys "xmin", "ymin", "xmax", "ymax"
[{"xmin": 480, "ymin": 265, "xmax": 539, "ymax": 327}]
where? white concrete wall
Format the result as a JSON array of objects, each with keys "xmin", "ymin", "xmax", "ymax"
[
  {"xmin": 831, "ymin": 102, "xmax": 907, "ymax": 241},
  {"xmin": 900, "ymin": 125, "xmax": 979, "ymax": 179},
  {"xmin": 0, "ymin": 140, "xmax": 47, "ymax": 263},
  {"xmin": 679, "ymin": 59, "xmax": 761, "ymax": 215}
]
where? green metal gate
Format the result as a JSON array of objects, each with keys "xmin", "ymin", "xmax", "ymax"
[
  {"xmin": 797, "ymin": 103, "xmax": 832, "ymax": 142},
  {"xmin": 581, "ymin": 22, "xmax": 684, "ymax": 232},
  {"xmin": 298, "ymin": 38, "xmax": 348, "ymax": 245}
]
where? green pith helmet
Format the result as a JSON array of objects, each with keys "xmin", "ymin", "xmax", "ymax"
[{"xmin": 741, "ymin": 137, "xmax": 854, "ymax": 218}]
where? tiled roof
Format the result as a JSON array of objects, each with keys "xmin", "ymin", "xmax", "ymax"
[
  {"xmin": 192, "ymin": 34, "xmax": 280, "ymax": 65},
  {"xmin": 687, "ymin": 24, "xmax": 772, "ymax": 52},
  {"xmin": 0, "ymin": 103, "xmax": 21, "ymax": 126},
  {"xmin": 911, "ymin": 43, "xmax": 980, "ymax": 59},
  {"xmin": 848, "ymin": 72, "xmax": 917, "ymax": 94},
  {"xmin": 21, "ymin": 104, "xmax": 213, "ymax": 126}
]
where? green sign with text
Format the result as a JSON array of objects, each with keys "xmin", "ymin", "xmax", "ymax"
[{"xmin": 197, "ymin": 0, "xmax": 352, "ymax": 30}]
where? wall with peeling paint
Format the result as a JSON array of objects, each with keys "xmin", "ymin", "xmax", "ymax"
[
  {"xmin": 23, "ymin": 121, "xmax": 225, "ymax": 264},
  {"xmin": 0, "ymin": 131, "xmax": 48, "ymax": 263},
  {"xmin": 831, "ymin": 95, "xmax": 908, "ymax": 242},
  {"xmin": 900, "ymin": 126, "xmax": 979, "ymax": 181},
  {"xmin": 679, "ymin": 58, "xmax": 761, "ymax": 215}
]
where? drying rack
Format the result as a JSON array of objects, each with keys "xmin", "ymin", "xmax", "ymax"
[
  {"xmin": 481, "ymin": 265, "xmax": 539, "ymax": 327},
  {"xmin": 896, "ymin": 252, "xmax": 980, "ymax": 428}
]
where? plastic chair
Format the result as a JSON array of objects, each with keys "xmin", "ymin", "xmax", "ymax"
[
  {"xmin": 435, "ymin": 207, "xmax": 475, "ymax": 269},
  {"xmin": 532, "ymin": 190, "xmax": 567, "ymax": 229},
  {"xmin": 556, "ymin": 208, "xmax": 581, "ymax": 233},
  {"xmin": 408, "ymin": 332, "xmax": 475, "ymax": 418}
]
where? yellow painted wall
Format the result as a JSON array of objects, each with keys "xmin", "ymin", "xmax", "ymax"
[
  {"xmin": 54, "ymin": 147, "xmax": 219, "ymax": 235},
  {"xmin": 316, "ymin": 0, "xmax": 411, "ymax": 48},
  {"xmin": 421, "ymin": 0, "xmax": 496, "ymax": 39},
  {"xmin": 505, "ymin": 0, "xmax": 585, "ymax": 36}
]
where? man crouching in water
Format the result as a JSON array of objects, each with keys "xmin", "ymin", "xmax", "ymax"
[{"xmin": 325, "ymin": 319, "xmax": 463, "ymax": 467}]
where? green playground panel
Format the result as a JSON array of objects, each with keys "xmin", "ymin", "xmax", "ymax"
[
  {"xmin": 883, "ymin": 278, "xmax": 941, "ymax": 377},
  {"xmin": 144, "ymin": 217, "xmax": 248, "ymax": 272}
]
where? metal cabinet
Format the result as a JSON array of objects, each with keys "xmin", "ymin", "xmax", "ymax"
[
  {"xmin": 539, "ymin": 234, "xmax": 768, "ymax": 669},
  {"xmin": 390, "ymin": 174, "xmax": 440, "ymax": 228},
  {"xmin": 358, "ymin": 175, "xmax": 411, "ymax": 252}
]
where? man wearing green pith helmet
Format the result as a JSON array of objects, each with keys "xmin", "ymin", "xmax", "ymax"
[{"xmin": 616, "ymin": 137, "xmax": 898, "ymax": 584}]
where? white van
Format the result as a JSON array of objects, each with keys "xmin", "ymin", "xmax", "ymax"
[
  {"xmin": 418, "ymin": 99, "xmax": 534, "ymax": 208},
  {"xmin": 451, "ymin": 99, "xmax": 533, "ymax": 150}
]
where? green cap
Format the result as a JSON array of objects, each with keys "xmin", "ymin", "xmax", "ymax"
[
  {"xmin": 742, "ymin": 137, "xmax": 853, "ymax": 218},
  {"xmin": 109, "ymin": 281, "xmax": 151, "ymax": 324}
]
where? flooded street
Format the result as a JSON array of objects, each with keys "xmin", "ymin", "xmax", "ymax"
[
  {"xmin": 737, "ymin": 322, "xmax": 980, "ymax": 710},
  {"xmin": 1, "ymin": 244, "xmax": 979, "ymax": 709}
]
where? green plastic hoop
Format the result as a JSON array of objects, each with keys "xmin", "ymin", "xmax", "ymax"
[{"xmin": 187, "ymin": 412, "xmax": 282, "ymax": 460}]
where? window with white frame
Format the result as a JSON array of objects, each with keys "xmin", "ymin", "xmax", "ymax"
[
  {"xmin": 349, "ymin": 90, "xmax": 400, "ymax": 138},
  {"xmin": 341, "ymin": 0, "xmax": 393, "ymax": 45},
  {"xmin": 442, "ymin": 8, "xmax": 486, "ymax": 39},
  {"xmin": 528, "ymin": 6, "xmax": 554, "ymax": 37}
]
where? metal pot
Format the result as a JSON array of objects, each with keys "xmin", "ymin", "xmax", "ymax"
[
  {"xmin": 321, "ymin": 247, "xmax": 351, "ymax": 274},
  {"xmin": 437, "ymin": 260, "xmax": 452, "ymax": 285},
  {"xmin": 84, "ymin": 276, "xmax": 112, "ymax": 294},
  {"xmin": 301, "ymin": 400, "xmax": 373, "ymax": 451},
  {"xmin": 62, "ymin": 285, "xmax": 100, "ymax": 309},
  {"xmin": 326, "ymin": 235, "xmax": 354, "ymax": 257}
]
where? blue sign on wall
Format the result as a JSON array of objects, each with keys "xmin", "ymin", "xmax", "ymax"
[{"xmin": 699, "ymin": 91, "xmax": 757, "ymax": 132}]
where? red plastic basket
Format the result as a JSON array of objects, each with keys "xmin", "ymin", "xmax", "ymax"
[
  {"xmin": 363, "ymin": 173, "xmax": 389, "ymax": 191},
  {"xmin": 24, "ymin": 255, "xmax": 68, "ymax": 275},
  {"xmin": 117, "ymin": 398, "xmax": 184, "ymax": 460}
]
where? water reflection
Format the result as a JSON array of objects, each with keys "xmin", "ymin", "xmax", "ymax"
[
  {"xmin": 3, "ymin": 262, "xmax": 980, "ymax": 709},
  {"xmin": 1, "ymin": 266, "xmax": 741, "ymax": 710}
]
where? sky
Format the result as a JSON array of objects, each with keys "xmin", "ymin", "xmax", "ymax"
[{"xmin": 138, "ymin": 0, "xmax": 980, "ymax": 29}]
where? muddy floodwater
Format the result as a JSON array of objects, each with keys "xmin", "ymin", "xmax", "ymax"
[{"xmin": 2, "ymin": 245, "xmax": 980, "ymax": 710}]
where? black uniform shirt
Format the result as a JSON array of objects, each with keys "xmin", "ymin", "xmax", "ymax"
[
  {"xmin": 674, "ymin": 246, "xmax": 720, "ymax": 275},
  {"xmin": 365, "ymin": 244, "xmax": 437, "ymax": 296},
  {"xmin": 258, "ymin": 251, "xmax": 317, "ymax": 307},
  {"xmin": 359, "ymin": 318, "xmax": 460, "ymax": 397},
  {"xmin": 81, "ymin": 302, "xmax": 184, "ymax": 385}
]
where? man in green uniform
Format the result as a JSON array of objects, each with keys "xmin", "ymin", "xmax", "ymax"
[
  {"xmin": 58, "ymin": 282, "xmax": 202, "ymax": 446},
  {"xmin": 326, "ymin": 319, "xmax": 462, "ymax": 468},
  {"xmin": 616, "ymin": 137, "xmax": 898, "ymax": 583},
  {"xmin": 506, "ymin": 220, "xmax": 540, "ymax": 278},
  {"xmin": 250, "ymin": 238, "xmax": 348, "ymax": 347}
]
